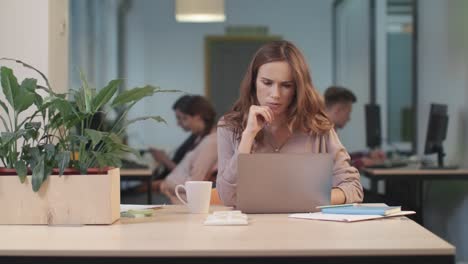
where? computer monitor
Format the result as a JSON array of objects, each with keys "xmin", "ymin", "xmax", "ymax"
[
  {"xmin": 423, "ymin": 103, "xmax": 449, "ymax": 168},
  {"xmin": 365, "ymin": 104, "xmax": 382, "ymax": 149}
]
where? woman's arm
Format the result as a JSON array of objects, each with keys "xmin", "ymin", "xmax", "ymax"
[
  {"xmin": 187, "ymin": 133, "xmax": 217, "ymax": 182},
  {"xmin": 327, "ymin": 130, "xmax": 364, "ymax": 203},
  {"xmin": 149, "ymin": 148, "xmax": 177, "ymax": 170},
  {"xmin": 216, "ymin": 126, "xmax": 240, "ymax": 206}
]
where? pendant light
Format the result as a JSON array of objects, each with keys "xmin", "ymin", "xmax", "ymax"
[{"xmin": 175, "ymin": 0, "xmax": 225, "ymax": 23}]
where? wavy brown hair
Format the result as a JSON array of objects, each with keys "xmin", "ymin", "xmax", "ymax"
[{"xmin": 221, "ymin": 40, "xmax": 332, "ymax": 140}]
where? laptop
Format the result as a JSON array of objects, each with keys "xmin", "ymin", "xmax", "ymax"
[{"xmin": 237, "ymin": 153, "xmax": 333, "ymax": 213}]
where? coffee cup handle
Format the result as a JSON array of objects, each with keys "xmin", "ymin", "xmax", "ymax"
[{"xmin": 175, "ymin": 184, "xmax": 188, "ymax": 205}]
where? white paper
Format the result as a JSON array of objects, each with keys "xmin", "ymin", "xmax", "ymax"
[
  {"xmin": 120, "ymin": 204, "xmax": 165, "ymax": 213},
  {"xmin": 288, "ymin": 211, "xmax": 416, "ymax": 222}
]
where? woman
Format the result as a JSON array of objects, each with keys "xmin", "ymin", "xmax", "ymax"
[
  {"xmin": 159, "ymin": 95, "xmax": 218, "ymax": 202},
  {"xmin": 216, "ymin": 40, "xmax": 363, "ymax": 206},
  {"xmin": 149, "ymin": 95, "xmax": 199, "ymax": 180}
]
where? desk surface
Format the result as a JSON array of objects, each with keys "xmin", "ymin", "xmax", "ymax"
[
  {"xmin": 363, "ymin": 167, "xmax": 468, "ymax": 177},
  {"xmin": 0, "ymin": 205, "xmax": 454, "ymax": 258}
]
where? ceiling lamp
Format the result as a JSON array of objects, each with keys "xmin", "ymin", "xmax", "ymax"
[{"xmin": 175, "ymin": 0, "xmax": 225, "ymax": 23}]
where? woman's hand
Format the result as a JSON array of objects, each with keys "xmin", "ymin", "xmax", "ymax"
[
  {"xmin": 149, "ymin": 148, "xmax": 168, "ymax": 162},
  {"xmin": 331, "ymin": 188, "xmax": 346, "ymax": 205},
  {"xmin": 238, "ymin": 105, "xmax": 274, "ymax": 154},
  {"xmin": 369, "ymin": 149, "xmax": 386, "ymax": 161},
  {"xmin": 149, "ymin": 148, "xmax": 176, "ymax": 170},
  {"xmin": 244, "ymin": 105, "xmax": 274, "ymax": 136}
]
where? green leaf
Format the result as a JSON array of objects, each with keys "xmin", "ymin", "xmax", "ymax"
[
  {"xmin": 0, "ymin": 58, "xmax": 53, "ymax": 94},
  {"xmin": 44, "ymin": 144, "xmax": 55, "ymax": 160},
  {"xmin": 92, "ymin": 79, "xmax": 121, "ymax": 112},
  {"xmin": 34, "ymin": 94, "xmax": 43, "ymax": 109},
  {"xmin": 94, "ymin": 152, "xmax": 122, "ymax": 168},
  {"xmin": 72, "ymin": 135, "xmax": 89, "ymax": 144},
  {"xmin": 1, "ymin": 132, "xmax": 15, "ymax": 143},
  {"xmin": 153, "ymin": 88, "xmax": 182, "ymax": 94},
  {"xmin": 14, "ymin": 79, "xmax": 36, "ymax": 114},
  {"xmin": 28, "ymin": 147, "xmax": 41, "ymax": 169},
  {"xmin": 120, "ymin": 144, "xmax": 141, "ymax": 160},
  {"xmin": 25, "ymin": 122, "xmax": 41, "ymax": 130},
  {"xmin": 84, "ymin": 128, "xmax": 104, "ymax": 147},
  {"xmin": 55, "ymin": 151, "xmax": 70, "ymax": 176},
  {"xmin": 21, "ymin": 78, "xmax": 37, "ymax": 92},
  {"xmin": 50, "ymin": 97, "xmax": 75, "ymax": 118},
  {"xmin": 111, "ymin": 86, "xmax": 157, "ymax": 107},
  {"xmin": 0, "ymin": 115, "xmax": 9, "ymax": 132},
  {"xmin": 79, "ymin": 71, "xmax": 94, "ymax": 113},
  {"xmin": 15, "ymin": 129, "xmax": 27, "ymax": 139},
  {"xmin": 14, "ymin": 160, "xmax": 28, "ymax": 183},
  {"xmin": 32, "ymin": 156, "xmax": 45, "ymax": 192},
  {"xmin": 108, "ymin": 133, "xmax": 123, "ymax": 145},
  {"xmin": 0, "ymin": 99, "xmax": 9, "ymax": 115},
  {"xmin": 23, "ymin": 128, "xmax": 38, "ymax": 141},
  {"xmin": 0, "ymin": 67, "xmax": 19, "ymax": 108},
  {"xmin": 43, "ymin": 164, "xmax": 53, "ymax": 182},
  {"xmin": 125, "ymin": 115, "xmax": 167, "ymax": 127}
]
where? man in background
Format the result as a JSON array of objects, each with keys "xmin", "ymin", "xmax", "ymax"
[{"xmin": 324, "ymin": 86, "xmax": 385, "ymax": 169}]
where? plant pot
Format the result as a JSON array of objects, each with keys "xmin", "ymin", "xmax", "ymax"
[
  {"xmin": 51, "ymin": 167, "xmax": 112, "ymax": 175},
  {"xmin": 0, "ymin": 168, "xmax": 120, "ymax": 225},
  {"xmin": 0, "ymin": 167, "xmax": 17, "ymax": 175}
]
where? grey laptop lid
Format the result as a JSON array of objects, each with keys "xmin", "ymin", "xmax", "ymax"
[{"xmin": 237, "ymin": 153, "xmax": 333, "ymax": 214}]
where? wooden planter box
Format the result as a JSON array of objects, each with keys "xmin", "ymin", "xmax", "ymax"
[{"xmin": 0, "ymin": 168, "xmax": 120, "ymax": 225}]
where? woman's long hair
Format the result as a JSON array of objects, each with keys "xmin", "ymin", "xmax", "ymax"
[
  {"xmin": 221, "ymin": 40, "xmax": 332, "ymax": 140},
  {"xmin": 181, "ymin": 95, "xmax": 216, "ymax": 137}
]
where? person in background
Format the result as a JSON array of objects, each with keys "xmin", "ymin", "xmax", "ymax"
[
  {"xmin": 158, "ymin": 95, "xmax": 218, "ymax": 203},
  {"xmin": 324, "ymin": 86, "xmax": 386, "ymax": 169},
  {"xmin": 216, "ymin": 40, "xmax": 363, "ymax": 206},
  {"xmin": 149, "ymin": 95, "xmax": 198, "ymax": 180}
]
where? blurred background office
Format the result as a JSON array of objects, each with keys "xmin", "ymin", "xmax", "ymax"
[{"xmin": 1, "ymin": 0, "xmax": 468, "ymax": 262}]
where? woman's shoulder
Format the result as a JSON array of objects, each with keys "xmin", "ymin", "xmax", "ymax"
[
  {"xmin": 300, "ymin": 127, "xmax": 334, "ymax": 138},
  {"xmin": 196, "ymin": 130, "xmax": 217, "ymax": 147},
  {"xmin": 217, "ymin": 117, "xmax": 236, "ymax": 134},
  {"xmin": 299, "ymin": 128, "xmax": 341, "ymax": 145}
]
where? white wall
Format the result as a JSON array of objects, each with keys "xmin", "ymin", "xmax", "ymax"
[
  {"xmin": 122, "ymin": 0, "xmax": 334, "ymax": 151},
  {"xmin": 0, "ymin": 0, "xmax": 68, "ymax": 166},
  {"xmin": 0, "ymin": 0, "xmax": 68, "ymax": 97},
  {"xmin": 0, "ymin": 0, "xmax": 49, "ymax": 74},
  {"xmin": 419, "ymin": 0, "xmax": 468, "ymax": 262},
  {"xmin": 334, "ymin": 0, "xmax": 369, "ymax": 152},
  {"xmin": 0, "ymin": 0, "xmax": 50, "ymax": 155}
]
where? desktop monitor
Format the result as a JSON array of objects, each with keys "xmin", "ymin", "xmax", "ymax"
[
  {"xmin": 365, "ymin": 104, "xmax": 382, "ymax": 149},
  {"xmin": 423, "ymin": 103, "xmax": 449, "ymax": 168}
]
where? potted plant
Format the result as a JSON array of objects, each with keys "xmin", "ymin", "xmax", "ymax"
[{"xmin": 0, "ymin": 58, "xmax": 175, "ymax": 225}]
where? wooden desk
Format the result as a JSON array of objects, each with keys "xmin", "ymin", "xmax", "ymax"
[
  {"xmin": 0, "ymin": 205, "xmax": 455, "ymax": 264},
  {"xmin": 120, "ymin": 168, "xmax": 153, "ymax": 204},
  {"xmin": 362, "ymin": 166, "xmax": 468, "ymax": 225}
]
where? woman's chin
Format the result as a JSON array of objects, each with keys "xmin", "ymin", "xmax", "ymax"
[{"xmin": 271, "ymin": 107, "xmax": 284, "ymax": 114}]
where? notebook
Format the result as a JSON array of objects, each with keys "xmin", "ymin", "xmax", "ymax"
[
  {"xmin": 320, "ymin": 204, "xmax": 401, "ymax": 216},
  {"xmin": 236, "ymin": 153, "xmax": 333, "ymax": 213},
  {"xmin": 288, "ymin": 211, "xmax": 415, "ymax": 222}
]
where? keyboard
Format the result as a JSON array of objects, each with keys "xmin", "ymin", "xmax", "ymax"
[{"xmin": 365, "ymin": 160, "xmax": 408, "ymax": 169}]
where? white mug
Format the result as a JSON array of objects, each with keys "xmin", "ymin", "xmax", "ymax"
[{"xmin": 175, "ymin": 181, "xmax": 212, "ymax": 213}]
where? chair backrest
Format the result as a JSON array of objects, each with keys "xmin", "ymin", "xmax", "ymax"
[
  {"xmin": 204, "ymin": 165, "xmax": 218, "ymax": 186},
  {"xmin": 210, "ymin": 188, "xmax": 223, "ymax": 205}
]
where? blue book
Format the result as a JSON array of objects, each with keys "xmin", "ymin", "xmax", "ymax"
[{"xmin": 320, "ymin": 204, "xmax": 401, "ymax": 216}]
